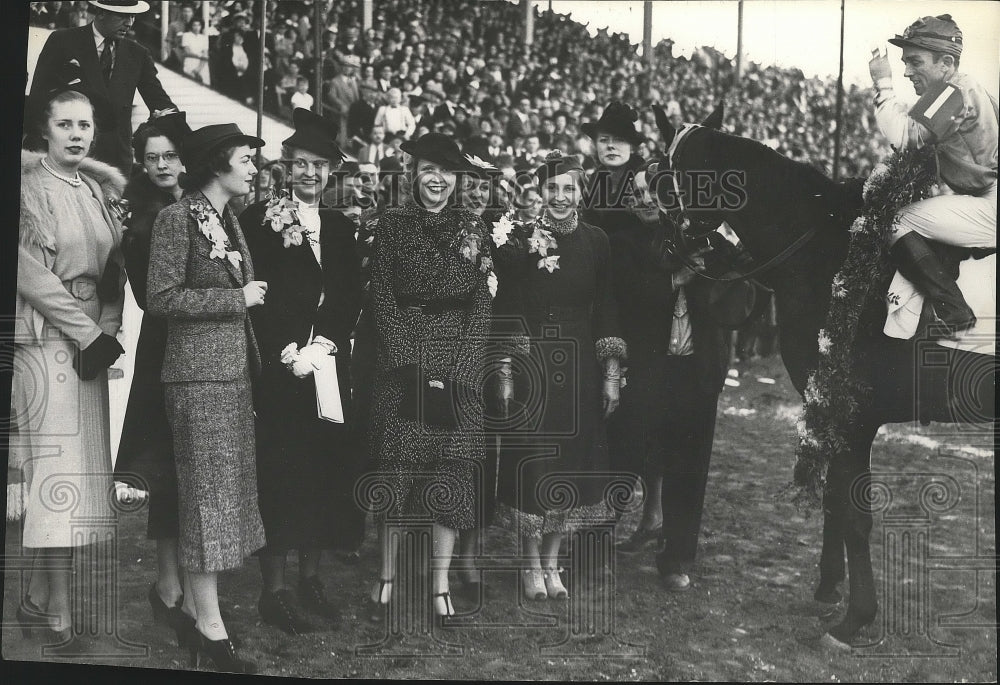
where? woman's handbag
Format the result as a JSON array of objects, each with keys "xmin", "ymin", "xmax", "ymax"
[{"xmin": 397, "ymin": 363, "xmax": 470, "ymax": 429}]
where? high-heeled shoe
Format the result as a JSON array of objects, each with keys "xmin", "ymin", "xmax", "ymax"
[
  {"xmin": 431, "ymin": 591, "xmax": 456, "ymax": 629},
  {"xmin": 543, "ymin": 567, "xmax": 569, "ymax": 600},
  {"xmin": 148, "ymin": 582, "xmax": 181, "ymax": 626},
  {"xmin": 521, "ymin": 569, "xmax": 547, "ymax": 601},
  {"xmin": 170, "ymin": 607, "xmax": 197, "ymax": 648},
  {"xmin": 365, "ymin": 578, "xmax": 393, "ymax": 624},
  {"xmin": 188, "ymin": 626, "xmax": 257, "ymax": 674},
  {"xmin": 15, "ymin": 597, "xmax": 50, "ymax": 638}
]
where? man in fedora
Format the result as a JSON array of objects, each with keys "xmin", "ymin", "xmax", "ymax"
[
  {"xmin": 869, "ymin": 14, "xmax": 997, "ymax": 341},
  {"xmin": 29, "ymin": 0, "xmax": 176, "ymax": 175},
  {"xmin": 323, "ymin": 54, "xmax": 361, "ymax": 147},
  {"xmin": 239, "ymin": 108, "xmax": 365, "ymax": 634}
]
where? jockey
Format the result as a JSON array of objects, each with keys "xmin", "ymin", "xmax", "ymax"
[{"xmin": 869, "ymin": 14, "xmax": 998, "ymax": 338}]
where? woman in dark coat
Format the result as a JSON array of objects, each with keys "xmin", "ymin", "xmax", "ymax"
[
  {"xmin": 366, "ymin": 133, "xmax": 492, "ymax": 622},
  {"xmin": 147, "ymin": 123, "xmax": 267, "ymax": 673},
  {"xmin": 491, "ymin": 152, "xmax": 626, "ymax": 601},
  {"xmin": 239, "ymin": 109, "xmax": 365, "ymax": 634},
  {"xmin": 115, "ymin": 111, "xmax": 194, "ymax": 643}
]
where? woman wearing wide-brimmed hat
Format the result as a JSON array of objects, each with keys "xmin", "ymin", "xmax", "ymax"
[
  {"xmin": 580, "ymin": 101, "xmax": 647, "ymax": 233},
  {"xmin": 366, "ymin": 132, "xmax": 493, "ymax": 624},
  {"xmin": 147, "ymin": 122, "xmax": 267, "ymax": 673}
]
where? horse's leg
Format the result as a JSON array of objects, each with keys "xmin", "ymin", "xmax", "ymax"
[
  {"xmin": 814, "ymin": 489, "xmax": 845, "ymax": 605},
  {"xmin": 825, "ymin": 421, "xmax": 881, "ymax": 645}
]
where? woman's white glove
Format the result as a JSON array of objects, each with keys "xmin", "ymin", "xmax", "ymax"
[
  {"xmin": 281, "ymin": 337, "xmax": 338, "ymax": 379},
  {"xmin": 602, "ymin": 357, "xmax": 621, "ymax": 418},
  {"xmin": 497, "ymin": 358, "xmax": 514, "ymax": 418}
]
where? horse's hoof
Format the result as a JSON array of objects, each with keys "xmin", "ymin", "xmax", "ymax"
[{"xmin": 818, "ymin": 632, "xmax": 852, "ymax": 652}]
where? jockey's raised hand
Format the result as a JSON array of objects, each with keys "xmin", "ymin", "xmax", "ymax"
[{"xmin": 868, "ymin": 46, "xmax": 893, "ymax": 90}]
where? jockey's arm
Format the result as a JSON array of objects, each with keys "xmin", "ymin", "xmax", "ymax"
[{"xmin": 874, "ymin": 87, "xmax": 933, "ymax": 150}]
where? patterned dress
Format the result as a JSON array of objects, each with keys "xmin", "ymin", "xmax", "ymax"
[
  {"xmin": 368, "ymin": 205, "xmax": 492, "ymax": 531},
  {"xmin": 491, "ymin": 214, "xmax": 625, "ymax": 537}
]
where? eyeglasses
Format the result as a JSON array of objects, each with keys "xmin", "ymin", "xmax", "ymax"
[{"xmin": 144, "ymin": 152, "xmax": 180, "ymax": 164}]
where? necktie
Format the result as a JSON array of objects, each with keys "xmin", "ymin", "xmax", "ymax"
[{"xmin": 100, "ymin": 40, "xmax": 114, "ymax": 83}]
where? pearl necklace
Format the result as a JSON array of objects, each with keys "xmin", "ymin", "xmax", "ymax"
[{"xmin": 40, "ymin": 157, "xmax": 83, "ymax": 187}]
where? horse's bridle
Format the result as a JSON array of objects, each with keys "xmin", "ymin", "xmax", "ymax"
[{"xmin": 660, "ymin": 124, "xmax": 819, "ymax": 285}]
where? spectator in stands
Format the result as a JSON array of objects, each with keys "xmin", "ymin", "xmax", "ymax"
[
  {"xmin": 506, "ymin": 96, "xmax": 534, "ymax": 141},
  {"xmin": 375, "ymin": 61, "xmax": 395, "ymax": 101},
  {"xmin": 180, "ymin": 17, "xmax": 211, "ymax": 85},
  {"xmin": 358, "ymin": 124, "xmax": 389, "ymax": 165},
  {"xmin": 217, "ymin": 26, "xmax": 251, "ymax": 103},
  {"xmin": 290, "ymin": 76, "xmax": 313, "ymax": 112},
  {"xmin": 28, "ymin": 0, "xmax": 176, "ymax": 174},
  {"xmin": 324, "ymin": 54, "xmax": 360, "ymax": 146},
  {"xmin": 374, "ymin": 87, "xmax": 416, "ymax": 140},
  {"xmin": 347, "ymin": 82, "xmax": 379, "ymax": 147},
  {"xmin": 165, "ymin": 3, "xmax": 194, "ymax": 68}
]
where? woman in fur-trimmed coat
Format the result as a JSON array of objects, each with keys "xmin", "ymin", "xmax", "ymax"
[{"xmin": 12, "ymin": 118, "xmax": 127, "ymax": 636}]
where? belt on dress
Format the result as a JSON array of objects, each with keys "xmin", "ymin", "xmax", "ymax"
[
  {"xmin": 397, "ymin": 296, "xmax": 471, "ymax": 314},
  {"xmin": 523, "ymin": 304, "xmax": 593, "ymax": 322},
  {"xmin": 62, "ymin": 276, "xmax": 99, "ymax": 301}
]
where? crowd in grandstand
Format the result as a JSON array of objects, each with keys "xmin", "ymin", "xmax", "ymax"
[{"xmin": 30, "ymin": 0, "xmax": 889, "ymax": 179}]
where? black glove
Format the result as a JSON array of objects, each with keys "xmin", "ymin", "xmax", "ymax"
[{"xmin": 74, "ymin": 333, "xmax": 125, "ymax": 381}]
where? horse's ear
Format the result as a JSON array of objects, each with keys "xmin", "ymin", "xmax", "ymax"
[
  {"xmin": 653, "ymin": 105, "xmax": 676, "ymax": 150},
  {"xmin": 701, "ymin": 101, "xmax": 724, "ymax": 130}
]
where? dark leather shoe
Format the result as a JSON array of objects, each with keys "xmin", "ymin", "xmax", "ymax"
[
  {"xmin": 297, "ymin": 576, "xmax": 342, "ymax": 624},
  {"xmin": 615, "ymin": 525, "xmax": 662, "ymax": 554},
  {"xmin": 258, "ymin": 589, "xmax": 315, "ymax": 635}
]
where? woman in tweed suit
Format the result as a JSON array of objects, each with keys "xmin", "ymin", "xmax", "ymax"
[{"xmin": 147, "ymin": 123, "xmax": 266, "ymax": 674}]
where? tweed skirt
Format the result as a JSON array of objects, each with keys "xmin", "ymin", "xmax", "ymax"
[
  {"xmin": 164, "ymin": 367, "xmax": 265, "ymax": 573},
  {"xmin": 12, "ymin": 304, "xmax": 116, "ymax": 548}
]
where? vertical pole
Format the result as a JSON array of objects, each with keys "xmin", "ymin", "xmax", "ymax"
[
  {"xmin": 160, "ymin": 1, "xmax": 169, "ymax": 62},
  {"xmin": 832, "ymin": 0, "xmax": 845, "ymax": 180},
  {"xmin": 363, "ymin": 0, "xmax": 373, "ymax": 32},
  {"xmin": 735, "ymin": 0, "xmax": 744, "ymax": 81},
  {"xmin": 314, "ymin": 0, "xmax": 323, "ymax": 115},
  {"xmin": 523, "ymin": 0, "xmax": 534, "ymax": 48},
  {"xmin": 643, "ymin": 1, "xmax": 653, "ymax": 66},
  {"xmin": 202, "ymin": 0, "xmax": 211, "ymax": 35},
  {"xmin": 256, "ymin": 0, "xmax": 267, "ymax": 202}
]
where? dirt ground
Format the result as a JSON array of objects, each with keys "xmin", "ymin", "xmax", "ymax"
[{"xmin": 2, "ymin": 356, "xmax": 995, "ymax": 681}]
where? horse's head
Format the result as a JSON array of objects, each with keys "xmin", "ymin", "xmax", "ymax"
[{"xmin": 649, "ymin": 101, "xmax": 732, "ymax": 241}]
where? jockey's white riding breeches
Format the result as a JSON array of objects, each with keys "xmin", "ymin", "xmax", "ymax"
[{"xmin": 888, "ymin": 181, "xmax": 997, "ymax": 248}]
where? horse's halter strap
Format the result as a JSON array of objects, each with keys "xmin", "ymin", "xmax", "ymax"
[{"xmin": 663, "ymin": 123, "xmax": 819, "ymax": 284}]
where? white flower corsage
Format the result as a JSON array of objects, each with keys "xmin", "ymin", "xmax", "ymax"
[
  {"xmin": 264, "ymin": 191, "xmax": 314, "ymax": 249},
  {"xmin": 537, "ymin": 255, "xmax": 560, "ymax": 273},
  {"xmin": 190, "ymin": 198, "xmax": 243, "ymax": 269},
  {"xmin": 491, "ymin": 215, "xmax": 515, "ymax": 247}
]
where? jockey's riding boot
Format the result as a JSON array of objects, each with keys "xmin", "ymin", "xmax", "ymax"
[{"xmin": 890, "ymin": 232, "xmax": 976, "ymax": 337}]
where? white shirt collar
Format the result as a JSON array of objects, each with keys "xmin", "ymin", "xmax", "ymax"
[{"xmin": 93, "ymin": 22, "xmax": 107, "ymax": 51}]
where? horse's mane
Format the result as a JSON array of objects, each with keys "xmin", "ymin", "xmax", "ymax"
[{"xmin": 691, "ymin": 127, "xmax": 863, "ymax": 224}]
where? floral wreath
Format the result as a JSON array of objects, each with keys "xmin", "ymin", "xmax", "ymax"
[
  {"xmin": 264, "ymin": 189, "xmax": 317, "ymax": 248},
  {"xmin": 189, "ymin": 197, "xmax": 243, "ymax": 269}
]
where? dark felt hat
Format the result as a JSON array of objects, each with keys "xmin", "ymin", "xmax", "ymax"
[
  {"xmin": 581, "ymin": 101, "xmax": 643, "ymax": 145},
  {"xmin": 28, "ymin": 59, "xmax": 99, "ymax": 124},
  {"xmin": 181, "ymin": 123, "xmax": 264, "ymax": 169},
  {"xmin": 533, "ymin": 150, "xmax": 584, "ymax": 185},
  {"xmin": 889, "ymin": 14, "xmax": 963, "ymax": 57},
  {"xmin": 400, "ymin": 132, "xmax": 475, "ymax": 171},
  {"xmin": 282, "ymin": 107, "xmax": 346, "ymax": 163},
  {"xmin": 141, "ymin": 110, "xmax": 191, "ymax": 145},
  {"xmin": 463, "ymin": 152, "xmax": 500, "ymax": 179}
]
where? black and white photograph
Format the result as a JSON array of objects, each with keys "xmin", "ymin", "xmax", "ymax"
[{"xmin": 1, "ymin": 0, "xmax": 996, "ymax": 681}]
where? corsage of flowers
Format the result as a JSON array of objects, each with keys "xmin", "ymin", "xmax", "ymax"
[
  {"xmin": 264, "ymin": 190, "xmax": 316, "ymax": 248},
  {"xmin": 190, "ymin": 197, "xmax": 243, "ymax": 269},
  {"xmin": 491, "ymin": 211, "xmax": 560, "ymax": 273},
  {"xmin": 458, "ymin": 216, "xmax": 499, "ymax": 298}
]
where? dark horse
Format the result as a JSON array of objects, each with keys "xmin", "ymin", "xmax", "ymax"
[{"xmin": 651, "ymin": 105, "xmax": 996, "ymax": 647}]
